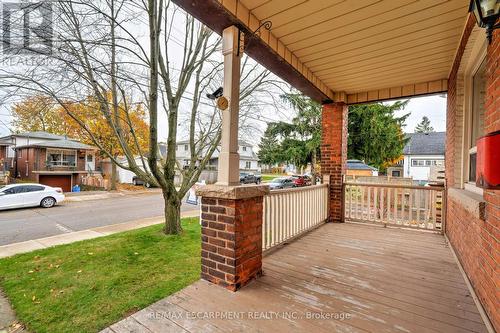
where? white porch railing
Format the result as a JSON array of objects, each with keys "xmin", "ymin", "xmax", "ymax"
[
  {"xmin": 344, "ymin": 182, "xmax": 445, "ymax": 232},
  {"xmin": 262, "ymin": 184, "xmax": 329, "ymax": 251}
]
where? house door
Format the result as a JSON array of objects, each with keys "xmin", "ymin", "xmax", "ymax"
[{"xmin": 85, "ymin": 152, "xmax": 95, "ymax": 171}]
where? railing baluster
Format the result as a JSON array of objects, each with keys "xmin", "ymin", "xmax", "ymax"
[
  {"xmin": 416, "ymin": 189, "xmax": 421, "ymax": 227},
  {"xmin": 392, "ymin": 188, "xmax": 398, "ymax": 224},
  {"xmin": 386, "ymin": 187, "xmax": 391, "ymax": 224}
]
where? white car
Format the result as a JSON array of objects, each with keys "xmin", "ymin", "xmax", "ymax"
[{"xmin": 0, "ymin": 183, "xmax": 65, "ymax": 210}]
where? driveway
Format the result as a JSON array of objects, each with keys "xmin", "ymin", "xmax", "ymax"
[{"xmin": 0, "ymin": 192, "xmax": 199, "ymax": 246}]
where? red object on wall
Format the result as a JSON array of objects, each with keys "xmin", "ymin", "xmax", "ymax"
[{"xmin": 476, "ymin": 130, "xmax": 500, "ymax": 189}]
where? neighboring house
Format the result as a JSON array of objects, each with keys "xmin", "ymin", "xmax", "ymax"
[
  {"xmin": 0, "ymin": 131, "xmax": 99, "ymax": 192},
  {"xmin": 346, "ymin": 159, "xmax": 379, "ymax": 178},
  {"xmin": 172, "ymin": 140, "xmax": 260, "ymax": 172},
  {"xmin": 401, "ymin": 132, "xmax": 445, "ymax": 182}
]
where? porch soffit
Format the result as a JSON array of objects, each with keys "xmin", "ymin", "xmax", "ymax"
[{"xmin": 173, "ymin": 0, "xmax": 470, "ymax": 103}]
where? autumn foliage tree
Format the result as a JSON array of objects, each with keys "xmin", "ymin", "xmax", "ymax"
[{"xmin": 11, "ymin": 94, "xmax": 150, "ymax": 189}]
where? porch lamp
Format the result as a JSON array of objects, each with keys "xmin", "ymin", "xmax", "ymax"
[{"xmin": 469, "ymin": 0, "xmax": 500, "ymax": 43}]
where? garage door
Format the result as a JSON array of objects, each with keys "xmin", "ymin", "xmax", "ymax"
[{"xmin": 39, "ymin": 175, "xmax": 72, "ymax": 192}]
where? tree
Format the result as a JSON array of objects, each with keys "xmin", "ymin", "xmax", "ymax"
[
  {"xmin": 348, "ymin": 101, "xmax": 410, "ymax": 171},
  {"xmin": 258, "ymin": 92, "xmax": 321, "ymax": 180},
  {"xmin": 257, "ymin": 127, "xmax": 280, "ymax": 169},
  {"xmin": 415, "ymin": 116, "xmax": 434, "ymax": 133},
  {"xmin": 0, "ymin": 0, "xmax": 279, "ymax": 234}
]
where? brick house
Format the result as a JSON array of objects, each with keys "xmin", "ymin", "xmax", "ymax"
[{"xmin": 0, "ymin": 131, "xmax": 99, "ymax": 192}]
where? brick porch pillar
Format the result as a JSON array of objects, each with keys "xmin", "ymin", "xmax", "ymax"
[
  {"xmin": 196, "ymin": 185, "xmax": 269, "ymax": 291},
  {"xmin": 321, "ymin": 102, "xmax": 348, "ymax": 223}
]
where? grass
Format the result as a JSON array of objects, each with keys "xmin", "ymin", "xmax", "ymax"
[
  {"xmin": 261, "ymin": 174, "xmax": 285, "ymax": 182},
  {"xmin": 0, "ymin": 217, "xmax": 201, "ymax": 333}
]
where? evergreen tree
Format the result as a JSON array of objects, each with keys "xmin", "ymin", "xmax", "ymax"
[
  {"xmin": 258, "ymin": 127, "xmax": 281, "ymax": 168},
  {"xmin": 348, "ymin": 101, "xmax": 410, "ymax": 171},
  {"xmin": 415, "ymin": 116, "xmax": 434, "ymax": 133}
]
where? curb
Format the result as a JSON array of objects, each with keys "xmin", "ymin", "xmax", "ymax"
[{"xmin": 0, "ymin": 210, "xmax": 199, "ymax": 259}]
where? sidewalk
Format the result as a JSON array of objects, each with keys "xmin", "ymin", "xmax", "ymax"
[
  {"xmin": 64, "ymin": 188, "xmax": 162, "ymax": 202},
  {"xmin": 0, "ymin": 210, "xmax": 199, "ymax": 259}
]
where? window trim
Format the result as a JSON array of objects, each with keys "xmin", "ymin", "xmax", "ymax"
[
  {"xmin": 462, "ymin": 42, "xmax": 487, "ymax": 194},
  {"xmin": 45, "ymin": 148, "xmax": 77, "ymax": 167}
]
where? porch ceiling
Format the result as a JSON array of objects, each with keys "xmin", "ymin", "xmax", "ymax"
[{"xmin": 173, "ymin": 0, "xmax": 470, "ymax": 104}]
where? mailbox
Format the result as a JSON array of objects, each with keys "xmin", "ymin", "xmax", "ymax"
[{"xmin": 476, "ymin": 130, "xmax": 500, "ymax": 189}]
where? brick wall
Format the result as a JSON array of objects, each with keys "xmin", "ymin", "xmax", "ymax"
[
  {"xmin": 446, "ymin": 17, "xmax": 500, "ymax": 332},
  {"xmin": 321, "ymin": 102, "xmax": 348, "ymax": 222},
  {"xmin": 446, "ymin": 15, "xmax": 476, "ymax": 187},
  {"xmin": 200, "ymin": 194, "xmax": 263, "ymax": 291}
]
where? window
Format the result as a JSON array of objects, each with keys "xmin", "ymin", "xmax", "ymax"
[
  {"xmin": 242, "ymin": 146, "xmax": 247, "ymax": 152},
  {"xmin": 425, "ymin": 160, "xmax": 432, "ymax": 166},
  {"xmin": 86, "ymin": 154, "xmax": 93, "ymax": 162},
  {"xmin": 184, "ymin": 145, "xmax": 188, "ymax": 151},
  {"xmin": 245, "ymin": 161, "xmax": 251, "ymax": 169},
  {"xmin": 24, "ymin": 185, "xmax": 44, "ymax": 192},
  {"xmin": 468, "ymin": 58, "xmax": 486, "ymax": 183},
  {"xmin": 46, "ymin": 149, "xmax": 76, "ymax": 167},
  {"xmin": 392, "ymin": 170, "xmax": 401, "ymax": 177}
]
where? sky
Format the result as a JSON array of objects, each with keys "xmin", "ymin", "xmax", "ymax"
[{"xmin": 392, "ymin": 95, "xmax": 447, "ymax": 133}]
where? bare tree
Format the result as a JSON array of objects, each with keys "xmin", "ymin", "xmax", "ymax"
[{"xmin": 0, "ymin": 0, "xmax": 284, "ymax": 234}]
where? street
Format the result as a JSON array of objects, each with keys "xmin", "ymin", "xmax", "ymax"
[{"xmin": 0, "ymin": 193, "xmax": 199, "ymax": 246}]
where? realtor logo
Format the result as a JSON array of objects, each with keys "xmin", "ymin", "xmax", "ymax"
[{"xmin": 2, "ymin": 1, "xmax": 53, "ymax": 55}]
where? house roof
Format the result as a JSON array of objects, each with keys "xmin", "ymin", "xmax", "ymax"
[
  {"xmin": 347, "ymin": 160, "xmax": 378, "ymax": 171},
  {"xmin": 403, "ymin": 132, "xmax": 446, "ymax": 156},
  {"xmin": 14, "ymin": 139, "xmax": 96, "ymax": 150},
  {"xmin": 0, "ymin": 131, "xmax": 73, "ymax": 141}
]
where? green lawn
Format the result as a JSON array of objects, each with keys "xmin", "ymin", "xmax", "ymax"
[
  {"xmin": 261, "ymin": 174, "xmax": 285, "ymax": 182},
  {"xmin": 0, "ymin": 218, "xmax": 201, "ymax": 333}
]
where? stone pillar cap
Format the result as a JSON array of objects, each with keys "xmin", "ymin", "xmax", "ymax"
[{"xmin": 196, "ymin": 184, "xmax": 270, "ymax": 200}]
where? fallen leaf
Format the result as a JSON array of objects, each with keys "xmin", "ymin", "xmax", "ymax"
[
  {"xmin": 32, "ymin": 295, "xmax": 36, "ymax": 301},
  {"xmin": 77, "ymin": 270, "xmax": 82, "ymax": 273},
  {"xmin": 88, "ymin": 252, "xmax": 93, "ymax": 255},
  {"xmin": 134, "ymin": 252, "xmax": 139, "ymax": 255},
  {"xmin": 28, "ymin": 270, "xmax": 34, "ymax": 274}
]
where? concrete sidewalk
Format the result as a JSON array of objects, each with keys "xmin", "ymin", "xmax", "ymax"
[
  {"xmin": 64, "ymin": 188, "xmax": 162, "ymax": 202},
  {"xmin": 0, "ymin": 210, "xmax": 199, "ymax": 259}
]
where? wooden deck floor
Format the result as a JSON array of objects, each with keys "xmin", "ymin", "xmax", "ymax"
[{"xmin": 103, "ymin": 223, "xmax": 488, "ymax": 333}]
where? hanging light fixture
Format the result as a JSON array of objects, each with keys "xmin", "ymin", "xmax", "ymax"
[{"xmin": 469, "ymin": 0, "xmax": 500, "ymax": 43}]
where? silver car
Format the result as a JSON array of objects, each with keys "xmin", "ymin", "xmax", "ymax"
[{"xmin": 268, "ymin": 177, "xmax": 295, "ymax": 190}]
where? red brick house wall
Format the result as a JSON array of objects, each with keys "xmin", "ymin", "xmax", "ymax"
[{"xmin": 445, "ymin": 17, "xmax": 499, "ymax": 331}]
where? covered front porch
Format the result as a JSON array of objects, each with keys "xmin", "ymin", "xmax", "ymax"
[
  {"xmin": 116, "ymin": 0, "xmax": 498, "ymax": 331},
  {"xmin": 105, "ymin": 222, "xmax": 487, "ymax": 333}
]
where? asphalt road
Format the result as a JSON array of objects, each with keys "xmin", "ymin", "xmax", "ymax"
[{"xmin": 0, "ymin": 193, "xmax": 199, "ymax": 246}]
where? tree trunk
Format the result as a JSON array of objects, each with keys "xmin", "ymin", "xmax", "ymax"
[
  {"xmin": 163, "ymin": 190, "xmax": 183, "ymax": 234},
  {"xmin": 110, "ymin": 161, "xmax": 117, "ymax": 190}
]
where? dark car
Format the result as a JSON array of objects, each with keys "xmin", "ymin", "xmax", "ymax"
[
  {"xmin": 240, "ymin": 172, "xmax": 261, "ymax": 184},
  {"xmin": 292, "ymin": 175, "xmax": 308, "ymax": 187},
  {"xmin": 268, "ymin": 177, "xmax": 295, "ymax": 190},
  {"xmin": 132, "ymin": 176, "xmax": 155, "ymax": 188}
]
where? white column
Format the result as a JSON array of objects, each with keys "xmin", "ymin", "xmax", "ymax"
[{"xmin": 217, "ymin": 26, "xmax": 243, "ymax": 186}]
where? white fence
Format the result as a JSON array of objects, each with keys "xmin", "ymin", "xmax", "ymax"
[
  {"xmin": 262, "ymin": 184, "xmax": 329, "ymax": 251},
  {"xmin": 344, "ymin": 182, "xmax": 445, "ymax": 232}
]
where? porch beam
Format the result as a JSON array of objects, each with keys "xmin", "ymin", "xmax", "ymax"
[{"xmin": 346, "ymin": 79, "xmax": 448, "ymax": 105}]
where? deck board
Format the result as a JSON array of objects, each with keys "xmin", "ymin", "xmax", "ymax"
[{"xmin": 105, "ymin": 222, "xmax": 488, "ymax": 333}]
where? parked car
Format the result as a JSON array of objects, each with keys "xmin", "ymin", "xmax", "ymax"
[
  {"xmin": 132, "ymin": 176, "xmax": 154, "ymax": 188},
  {"xmin": 0, "ymin": 183, "xmax": 65, "ymax": 210},
  {"xmin": 292, "ymin": 175, "xmax": 308, "ymax": 187},
  {"xmin": 268, "ymin": 177, "xmax": 295, "ymax": 190},
  {"xmin": 240, "ymin": 172, "xmax": 261, "ymax": 184}
]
